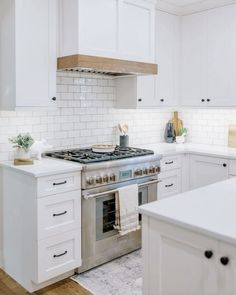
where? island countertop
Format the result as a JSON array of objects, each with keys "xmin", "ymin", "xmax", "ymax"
[{"xmin": 139, "ymin": 177, "xmax": 236, "ymax": 245}]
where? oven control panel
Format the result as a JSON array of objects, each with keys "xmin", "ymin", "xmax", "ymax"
[{"xmin": 84, "ymin": 164, "xmax": 160, "ymax": 188}]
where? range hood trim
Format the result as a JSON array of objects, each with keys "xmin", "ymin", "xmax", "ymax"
[{"xmin": 57, "ymin": 54, "xmax": 158, "ymax": 76}]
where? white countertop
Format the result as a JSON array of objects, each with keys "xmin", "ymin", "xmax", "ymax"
[
  {"xmin": 0, "ymin": 158, "xmax": 82, "ymax": 177},
  {"xmin": 141, "ymin": 142, "xmax": 236, "ymax": 159},
  {"xmin": 139, "ymin": 177, "xmax": 236, "ymax": 245}
]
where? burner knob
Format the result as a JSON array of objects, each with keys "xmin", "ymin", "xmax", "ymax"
[
  {"xmin": 135, "ymin": 169, "xmax": 142, "ymax": 176},
  {"xmin": 103, "ymin": 175, "xmax": 109, "ymax": 183},
  {"xmin": 155, "ymin": 166, "xmax": 160, "ymax": 173},
  {"xmin": 110, "ymin": 174, "xmax": 116, "ymax": 182},
  {"xmin": 96, "ymin": 176, "xmax": 102, "ymax": 184},
  {"xmin": 143, "ymin": 168, "xmax": 148, "ymax": 175},
  {"xmin": 149, "ymin": 166, "xmax": 155, "ymax": 174},
  {"xmin": 86, "ymin": 177, "xmax": 94, "ymax": 185}
]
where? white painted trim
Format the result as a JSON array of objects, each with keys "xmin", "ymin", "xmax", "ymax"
[{"xmin": 157, "ymin": 0, "xmax": 236, "ymax": 15}]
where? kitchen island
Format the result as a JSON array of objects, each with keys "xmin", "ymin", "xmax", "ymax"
[{"xmin": 139, "ymin": 178, "xmax": 236, "ymax": 295}]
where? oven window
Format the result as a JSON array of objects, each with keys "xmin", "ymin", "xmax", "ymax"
[
  {"xmin": 103, "ymin": 198, "xmax": 116, "ymax": 233},
  {"xmin": 96, "ymin": 194, "xmax": 118, "ymax": 241}
]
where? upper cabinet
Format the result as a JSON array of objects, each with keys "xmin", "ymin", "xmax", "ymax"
[
  {"xmin": 181, "ymin": 4, "xmax": 236, "ymax": 107},
  {"xmin": 58, "ymin": 0, "xmax": 156, "ymax": 63},
  {"xmin": 156, "ymin": 10, "xmax": 180, "ymax": 107},
  {"xmin": 0, "ymin": 0, "xmax": 57, "ymax": 110}
]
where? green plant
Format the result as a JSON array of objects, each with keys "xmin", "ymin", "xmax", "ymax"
[
  {"xmin": 179, "ymin": 127, "xmax": 187, "ymax": 136},
  {"xmin": 9, "ymin": 133, "xmax": 34, "ymax": 151}
]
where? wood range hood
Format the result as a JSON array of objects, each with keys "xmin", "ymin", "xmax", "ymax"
[{"xmin": 57, "ymin": 54, "xmax": 158, "ymax": 76}]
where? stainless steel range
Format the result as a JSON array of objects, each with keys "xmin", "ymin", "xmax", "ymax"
[{"xmin": 45, "ymin": 146, "xmax": 162, "ymax": 273}]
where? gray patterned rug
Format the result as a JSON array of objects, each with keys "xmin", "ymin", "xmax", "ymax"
[{"xmin": 72, "ymin": 250, "xmax": 142, "ymax": 295}]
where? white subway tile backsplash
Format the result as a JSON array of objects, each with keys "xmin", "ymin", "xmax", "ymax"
[{"xmin": 0, "ymin": 71, "xmax": 235, "ymax": 162}]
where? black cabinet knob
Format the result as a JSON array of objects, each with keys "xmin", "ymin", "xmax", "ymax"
[
  {"xmin": 220, "ymin": 257, "xmax": 229, "ymax": 266},
  {"xmin": 204, "ymin": 250, "xmax": 213, "ymax": 259},
  {"xmin": 207, "ymin": 99, "xmax": 211, "ymax": 102},
  {"xmin": 201, "ymin": 99, "xmax": 205, "ymax": 102},
  {"xmin": 223, "ymin": 163, "xmax": 227, "ymax": 167},
  {"xmin": 138, "ymin": 98, "xmax": 142, "ymax": 102},
  {"xmin": 52, "ymin": 97, "xmax": 57, "ymax": 101},
  {"xmin": 160, "ymin": 99, "xmax": 164, "ymax": 102}
]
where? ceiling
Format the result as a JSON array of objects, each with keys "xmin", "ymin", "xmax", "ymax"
[{"xmin": 164, "ymin": 0, "xmax": 207, "ymax": 6}]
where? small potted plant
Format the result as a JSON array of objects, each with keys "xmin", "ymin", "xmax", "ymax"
[{"xmin": 9, "ymin": 133, "xmax": 34, "ymax": 160}]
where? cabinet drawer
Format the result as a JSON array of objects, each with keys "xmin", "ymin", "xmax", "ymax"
[
  {"xmin": 37, "ymin": 190, "xmax": 81, "ymax": 239},
  {"xmin": 37, "ymin": 172, "xmax": 81, "ymax": 197},
  {"xmin": 159, "ymin": 169, "xmax": 181, "ymax": 199},
  {"xmin": 35, "ymin": 230, "xmax": 81, "ymax": 283},
  {"xmin": 160, "ymin": 155, "xmax": 181, "ymax": 172}
]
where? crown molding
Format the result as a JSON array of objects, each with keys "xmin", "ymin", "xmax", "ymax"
[{"xmin": 156, "ymin": 0, "xmax": 236, "ymax": 15}]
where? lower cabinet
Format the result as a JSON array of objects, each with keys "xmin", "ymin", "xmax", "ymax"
[
  {"xmin": 2, "ymin": 168, "xmax": 82, "ymax": 293},
  {"xmin": 142, "ymin": 216, "xmax": 236, "ymax": 295},
  {"xmin": 189, "ymin": 155, "xmax": 229, "ymax": 190}
]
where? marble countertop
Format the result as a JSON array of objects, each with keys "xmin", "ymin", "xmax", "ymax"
[
  {"xmin": 139, "ymin": 177, "xmax": 236, "ymax": 245},
  {"xmin": 0, "ymin": 158, "xmax": 82, "ymax": 178}
]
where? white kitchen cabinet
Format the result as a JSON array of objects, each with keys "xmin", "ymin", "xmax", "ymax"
[
  {"xmin": 206, "ymin": 5, "xmax": 236, "ymax": 107},
  {"xmin": 180, "ymin": 11, "xmax": 208, "ymax": 107},
  {"xmin": 58, "ymin": 0, "xmax": 155, "ymax": 63},
  {"xmin": 190, "ymin": 155, "xmax": 229, "ymax": 190},
  {"xmin": 156, "ymin": 10, "xmax": 180, "ymax": 107},
  {"xmin": 143, "ymin": 216, "xmax": 236, "ymax": 295},
  {"xmin": 2, "ymin": 166, "xmax": 81, "ymax": 292},
  {"xmin": 143, "ymin": 218, "xmax": 218, "ymax": 295},
  {"xmin": 116, "ymin": 75, "xmax": 156, "ymax": 108},
  {"xmin": 181, "ymin": 4, "xmax": 236, "ymax": 107},
  {"xmin": 119, "ymin": 0, "xmax": 155, "ymax": 62},
  {"xmin": 218, "ymin": 242, "xmax": 236, "ymax": 295},
  {"xmin": 0, "ymin": 0, "xmax": 57, "ymax": 110}
]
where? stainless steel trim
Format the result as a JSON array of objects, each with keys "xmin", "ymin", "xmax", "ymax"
[{"xmin": 83, "ymin": 179, "xmax": 161, "ymax": 200}]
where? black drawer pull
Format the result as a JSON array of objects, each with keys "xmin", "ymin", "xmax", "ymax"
[
  {"xmin": 165, "ymin": 161, "xmax": 174, "ymax": 165},
  {"xmin": 165, "ymin": 184, "xmax": 174, "ymax": 188},
  {"xmin": 53, "ymin": 211, "xmax": 67, "ymax": 217},
  {"xmin": 53, "ymin": 250, "xmax": 68, "ymax": 258},
  {"xmin": 220, "ymin": 257, "xmax": 229, "ymax": 266},
  {"xmin": 223, "ymin": 163, "xmax": 227, "ymax": 167},
  {"xmin": 53, "ymin": 180, "xmax": 67, "ymax": 186},
  {"xmin": 204, "ymin": 250, "xmax": 213, "ymax": 259}
]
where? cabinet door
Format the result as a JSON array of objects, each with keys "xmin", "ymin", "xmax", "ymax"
[
  {"xmin": 15, "ymin": 0, "xmax": 56, "ymax": 108},
  {"xmin": 137, "ymin": 76, "xmax": 156, "ymax": 108},
  {"xmin": 156, "ymin": 11, "xmax": 179, "ymax": 107},
  {"xmin": 218, "ymin": 241, "xmax": 236, "ymax": 295},
  {"xmin": 145, "ymin": 219, "xmax": 218, "ymax": 295},
  {"xmin": 78, "ymin": 0, "xmax": 119, "ymax": 58},
  {"xmin": 181, "ymin": 12, "xmax": 207, "ymax": 107},
  {"xmin": 119, "ymin": 0, "xmax": 155, "ymax": 62},
  {"xmin": 190, "ymin": 155, "xmax": 229, "ymax": 190},
  {"xmin": 206, "ymin": 5, "xmax": 236, "ymax": 107}
]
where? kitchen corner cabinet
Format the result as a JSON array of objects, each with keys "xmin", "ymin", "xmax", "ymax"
[
  {"xmin": 116, "ymin": 75, "xmax": 156, "ymax": 108},
  {"xmin": 189, "ymin": 155, "xmax": 229, "ymax": 190},
  {"xmin": 58, "ymin": 0, "xmax": 155, "ymax": 63},
  {"xmin": 181, "ymin": 4, "xmax": 236, "ymax": 107},
  {"xmin": 0, "ymin": 0, "xmax": 57, "ymax": 110},
  {"xmin": 156, "ymin": 10, "xmax": 180, "ymax": 107},
  {"xmin": 142, "ymin": 216, "xmax": 236, "ymax": 295}
]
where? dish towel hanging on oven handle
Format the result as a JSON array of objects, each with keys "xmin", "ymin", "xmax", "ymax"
[{"xmin": 114, "ymin": 184, "xmax": 140, "ymax": 236}]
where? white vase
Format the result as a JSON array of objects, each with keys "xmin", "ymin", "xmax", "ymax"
[{"xmin": 15, "ymin": 148, "xmax": 31, "ymax": 160}]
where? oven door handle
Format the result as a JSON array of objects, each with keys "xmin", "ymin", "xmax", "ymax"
[{"xmin": 83, "ymin": 179, "xmax": 161, "ymax": 200}]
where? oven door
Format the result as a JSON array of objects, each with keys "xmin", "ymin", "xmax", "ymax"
[{"xmin": 79, "ymin": 176, "xmax": 159, "ymax": 273}]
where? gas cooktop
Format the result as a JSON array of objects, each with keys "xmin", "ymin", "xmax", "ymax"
[{"xmin": 44, "ymin": 146, "xmax": 154, "ymax": 164}]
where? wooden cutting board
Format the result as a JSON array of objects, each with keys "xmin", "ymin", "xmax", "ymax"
[
  {"xmin": 228, "ymin": 125, "xmax": 236, "ymax": 148},
  {"xmin": 171, "ymin": 112, "xmax": 183, "ymax": 136}
]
